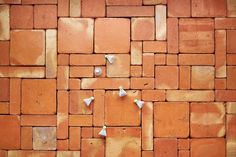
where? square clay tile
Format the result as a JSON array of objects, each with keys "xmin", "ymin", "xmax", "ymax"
[
  {"xmin": 106, "ymin": 127, "xmax": 141, "ymax": 157},
  {"xmin": 179, "ymin": 18, "xmax": 214, "ymax": 53},
  {"xmin": 154, "ymin": 138, "xmax": 177, "ymax": 157},
  {"xmin": 33, "ymin": 127, "xmax": 56, "ymax": 150},
  {"xmin": 154, "ymin": 102, "xmax": 189, "ymax": 138},
  {"xmin": 58, "ymin": 18, "xmax": 94, "ymax": 53},
  {"xmin": 0, "ymin": 78, "xmax": 9, "ymax": 101},
  {"xmin": 105, "ymin": 90, "xmax": 141, "ymax": 126},
  {"xmin": 21, "ymin": 79, "xmax": 56, "ymax": 114},
  {"xmin": 10, "ymin": 30, "xmax": 45, "ymax": 65},
  {"xmin": 0, "ymin": 115, "xmax": 20, "ymax": 149},
  {"xmin": 95, "ymin": 18, "xmax": 130, "ymax": 53},
  {"xmin": 10, "ymin": 5, "xmax": 33, "ymax": 29}
]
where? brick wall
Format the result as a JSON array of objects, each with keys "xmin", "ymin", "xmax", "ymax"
[{"xmin": 0, "ymin": 0, "xmax": 236, "ymax": 157}]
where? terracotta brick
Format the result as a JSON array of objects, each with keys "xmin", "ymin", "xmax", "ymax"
[
  {"xmin": 215, "ymin": 79, "xmax": 226, "ymax": 89},
  {"xmin": 142, "ymin": 151, "xmax": 153, "ymax": 157},
  {"xmin": 82, "ymin": 0, "xmax": 105, "ymax": 17},
  {"xmin": 227, "ymin": 30, "xmax": 236, "ymax": 53},
  {"xmin": 191, "ymin": 138, "xmax": 225, "ymax": 157},
  {"xmin": 93, "ymin": 127, "xmax": 102, "ymax": 138},
  {"xmin": 22, "ymin": 79, "xmax": 56, "ymax": 114},
  {"xmin": 227, "ymin": 102, "xmax": 236, "ymax": 114},
  {"xmin": 191, "ymin": 102, "xmax": 225, "ymax": 137},
  {"xmin": 10, "ymin": 30, "xmax": 45, "ymax": 65},
  {"xmin": 131, "ymin": 41, "xmax": 142, "ymax": 65},
  {"xmin": 21, "ymin": 127, "xmax": 33, "ymax": 150},
  {"xmin": 69, "ymin": 127, "xmax": 81, "ymax": 150},
  {"xmin": 168, "ymin": 0, "xmax": 190, "ymax": 17},
  {"xmin": 143, "ymin": 53, "xmax": 154, "ymax": 77},
  {"xmin": 70, "ymin": 90, "xmax": 93, "ymax": 114},
  {"xmin": 58, "ymin": 18, "xmax": 94, "ymax": 53},
  {"xmin": 21, "ymin": 115, "xmax": 57, "ymax": 126},
  {"xmin": 191, "ymin": 66, "xmax": 215, "ymax": 89},
  {"xmin": 154, "ymin": 102, "xmax": 189, "ymax": 137},
  {"xmin": 95, "ymin": 18, "xmax": 130, "ymax": 53},
  {"xmin": 70, "ymin": 0, "xmax": 81, "ymax": 17},
  {"xmin": 131, "ymin": 66, "xmax": 142, "ymax": 77},
  {"xmin": 215, "ymin": 90, "xmax": 236, "ymax": 101},
  {"xmin": 69, "ymin": 79, "xmax": 81, "ymax": 90},
  {"xmin": 0, "ymin": 41, "xmax": 9, "ymax": 65},
  {"xmin": 8, "ymin": 151, "xmax": 56, "ymax": 157},
  {"xmin": 0, "ymin": 115, "xmax": 20, "ymax": 149},
  {"xmin": 167, "ymin": 90, "xmax": 214, "ymax": 102},
  {"xmin": 228, "ymin": 0, "xmax": 236, "ymax": 17},
  {"xmin": 154, "ymin": 138, "xmax": 177, "ymax": 157},
  {"xmin": 178, "ymin": 139, "xmax": 190, "ymax": 150},
  {"xmin": 227, "ymin": 54, "xmax": 236, "ymax": 65},
  {"xmin": 106, "ymin": 0, "xmax": 142, "ymax": 5},
  {"xmin": 142, "ymin": 102, "xmax": 153, "ymax": 150},
  {"xmin": 57, "ymin": 66, "xmax": 69, "ymax": 90},
  {"xmin": 10, "ymin": 5, "xmax": 33, "ymax": 29},
  {"xmin": 58, "ymin": 0, "xmax": 69, "ymax": 16},
  {"xmin": 179, "ymin": 150, "xmax": 190, "ymax": 157},
  {"xmin": 143, "ymin": 0, "xmax": 166, "ymax": 4},
  {"xmin": 9, "ymin": 78, "xmax": 20, "ymax": 114},
  {"xmin": 155, "ymin": 5, "xmax": 166, "ymax": 40},
  {"xmin": 106, "ymin": 127, "xmax": 141, "ymax": 157},
  {"xmin": 143, "ymin": 41, "xmax": 167, "ymax": 53},
  {"xmin": 0, "ymin": 150, "xmax": 7, "ymax": 157},
  {"xmin": 107, "ymin": 6, "xmax": 154, "ymax": 17},
  {"xmin": 192, "ymin": 0, "xmax": 226, "ymax": 17},
  {"xmin": 107, "ymin": 54, "xmax": 130, "ymax": 77},
  {"xmin": 155, "ymin": 66, "xmax": 178, "ymax": 89},
  {"xmin": 57, "ymin": 140, "xmax": 69, "ymax": 150},
  {"xmin": 131, "ymin": 78, "xmax": 154, "ymax": 89},
  {"xmin": 227, "ymin": 66, "xmax": 236, "ymax": 89},
  {"xmin": 93, "ymin": 90, "xmax": 105, "ymax": 126},
  {"xmin": 179, "ymin": 18, "xmax": 214, "ymax": 53},
  {"xmin": 227, "ymin": 115, "xmax": 236, "ymax": 157},
  {"xmin": 166, "ymin": 54, "xmax": 177, "ymax": 65},
  {"xmin": 69, "ymin": 115, "xmax": 93, "ymax": 126},
  {"xmin": 167, "ymin": 18, "xmax": 178, "ymax": 53},
  {"xmin": 142, "ymin": 90, "xmax": 165, "ymax": 101},
  {"xmin": 215, "ymin": 18, "xmax": 236, "ymax": 29},
  {"xmin": 154, "ymin": 54, "xmax": 166, "ymax": 65},
  {"xmin": 132, "ymin": 18, "xmax": 154, "ymax": 40},
  {"xmin": 70, "ymin": 66, "xmax": 93, "ymax": 78},
  {"xmin": 0, "ymin": 78, "xmax": 9, "ymax": 101},
  {"xmin": 0, "ymin": 5, "xmax": 9, "ymax": 40},
  {"xmin": 179, "ymin": 54, "xmax": 215, "ymax": 65},
  {"xmin": 105, "ymin": 90, "xmax": 141, "ymax": 126},
  {"xmin": 0, "ymin": 102, "xmax": 9, "ymax": 114},
  {"xmin": 58, "ymin": 54, "xmax": 69, "ymax": 66},
  {"xmin": 57, "ymin": 151, "xmax": 80, "ymax": 157},
  {"xmin": 81, "ymin": 127, "xmax": 93, "ymax": 138},
  {"xmin": 81, "ymin": 78, "xmax": 130, "ymax": 89},
  {"xmin": 0, "ymin": 0, "xmax": 21, "ymax": 4},
  {"xmin": 81, "ymin": 139, "xmax": 105, "ymax": 157},
  {"xmin": 70, "ymin": 54, "xmax": 105, "ymax": 65},
  {"xmin": 22, "ymin": 0, "xmax": 57, "ymax": 4},
  {"xmin": 179, "ymin": 66, "xmax": 190, "ymax": 89}
]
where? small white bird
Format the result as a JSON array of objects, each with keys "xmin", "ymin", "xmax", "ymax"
[
  {"xmin": 98, "ymin": 126, "xmax": 107, "ymax": 137},
  {"xmin": 119, "ymin": 86, "xmax": 127, "ymax": 97},
  {"xmin": 105, "ymin": 55, "xmax": 115, "ymax": 64},
  {"xmin": 134, "ymin": 99, "xmax": 144, "ymax": 109},
  {"xmin": 83, "ymin": 96, "xmax": 94, "ymax": 106}
]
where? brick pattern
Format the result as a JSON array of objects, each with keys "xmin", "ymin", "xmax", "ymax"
[{"xmin": 0, "ymin": 0, "xmax": 236, "ymax": 157}]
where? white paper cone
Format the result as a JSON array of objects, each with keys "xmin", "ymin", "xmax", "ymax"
[
  {"xmin": 83, "ymin": 96, "xmax": 94, "ymax": 106},
  {"xmin": 119, "ymin": 86, "xmax": 127, "ymax": 97},
  {"xmin": 105, "ymin": 55, "xmax": 114, "ymax": 64},
  {"xmin": 134, "ymin": 99, "xmax": 144, "ymax": 109},
  {"xmin": 99, "ymin": 126, "xmax": 107, "ymax": 137}
]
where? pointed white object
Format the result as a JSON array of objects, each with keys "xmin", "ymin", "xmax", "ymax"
[
  {"xmin": 119, "ymin": 86, "xmax": 127, "ymax": 97},
  {"xmin": 99, "ymin": 126, "xmax": 107, "ymax": 137},
  {"xmin": 134, "ymin": 99, "xmax": 144, "ymax": 109},
  {"xmin": 94, "ymin": 67, "xmax": 102, "ymax": 76},
  {"xmin": 83, "ymin": 96, "xmax": 94, "ymax": 106},
  {"xmin": 105, "ymin": 55, "xmax": 115, "ymax": 64}
]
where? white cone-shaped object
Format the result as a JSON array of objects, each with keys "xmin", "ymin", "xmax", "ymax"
[
  {"xmin": 83, "ymin": 96, "xmax": 94, "ymax": 106},
  {"xmin": 134, "ymin": 99, "xmax": 144, "ymax": 109},
  {"xmin": 98, "ymin": 126, "xmax": 107, "ymax": 137},
  {"xmin": 119, "ymin": 86, "xmax": 127, "ymax": 97},
  {"xmin": 105, "ymin": 55, "xmax": 115, "ymax": 64}
]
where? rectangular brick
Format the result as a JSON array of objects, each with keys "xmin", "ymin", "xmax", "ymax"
[
  {"xmin": 0, "ymin": 41, "xmax": 9, "ymax": 65},
  {"xmin": 216, "ymin": 90, "xmax": 236, "ymax": 101},
  {"xmin": 155, "ymin": 5, "xmax": 166, "ymax": 40},
  {"xmin": 69, "ymin": 127, "xmax": 81, "ymax": 150},
  {"xmin": 143, "ymin": 0, "xmax": 166, "ymax": 4},
  {"xmin": 131, "ymin": 41, "xmax": 142, "ymax": 65},
  {"xmin": 70, "ymin": 54, "xmax": 105, "ymax": 65},
  {"xmin": 8, "ymin": 151, "xmax": 56, "ymax": 157},
  {"xmin": 0, "ymin": 67, "xmax": 45, "ymax": 78},
  {"xmin": 131, "ymin": 78, "xmax": 154, "ymax": 89},
  {"xmin": 106, "ymin": 0, "xmax": 142, "ymax": 5},
  {"xmin": 143, "ymin": 53, "xmax": 154, "ymax": 77},
  {"xmin": 0, "ymin": 5, "xmax": 9, "ymax": 40},
  {"xmin": 142, "ymin": 90, "xmax": 165, "ymax": 101},
  {"xmin": 143, "ymin": 41, "xmax": 167, "ymax": 53},
  {"xmin": 155, "ymin": 54, "xmax": 166, "ymax": 65},
  {"xmin": 58, "ymin": 0, "xmax": 69, "ymax": 16},
  {"xmin": 227, "ymin": 102, "xmax": 236, "ymax": 114},
  {"xmin": 179, "ymin": 66, "xmax": 190, "ymax": 89},
  {"xmin": 0, "ymin": 102, "xmax": 9, "ymax": 114},
  {"xmin": 9, "ymin": 78, "xmax": 21, "ymax": 114},
  {"xmin": 227, "ymin": 115, "xmax": 236, "ymax": 157},
  {"xmin": 179, "ymin": 54, "xmax": 215, "ymax": 65},
  {"xmin": 81, "ymin": 139, "xmax": 105, "ymax": 157},
  {"xmin": 93, "ymin": 90, "xmax": 105, "ymax": 126},
  {"xmin": 167, "ymin": 18, "xmax": 178, "ymax": 53},
  {"xmin": 154, "ymin": 138, "xmax": 177, "ymax": 157},
  {"xmin": 215, "ymin": 18, "xmax": 236, "ymax": 29},
  {"xmin": 69, "ymin": 115, "xmax": 93, "ymax": 126},
  {"xmin": 21, "ymin": 115, "xmax": 57, "ymax": 126},
  {"xmin": 70, "ymin": 0, "xmax": 81, "ymax": 17},
  {"xmin": 0, "ymin": 0, "xmax": 21, "ymax": 4},
  {"xmin": 21, "ymin": 127, "xmax": 32, "ymax": 150},
  {"xmin": 70, "ymin": 66, "xmax": 93, "ymax": 78},
  {"xmin": 57, "ymin": 66, "xmax": 69, "ymax": 90},
  {"xmin": 22, "ymin": 0, "xmax": 57, "ymax": 4},
  {"xmin": 57, "ymin": 140, "xmax": 69, "ymax": 150},
  {"xmin": 228, "ymin": 0, "xmax": 236, "ymax": 17},
  {"xmin": 227, "ymin": 54, "xmax": 236, "ymax": 65},
  {"xmin": 168, "ymin": 0, "xmax": 190, "ymax": 17}
]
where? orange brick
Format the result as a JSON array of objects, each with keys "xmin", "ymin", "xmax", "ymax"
[
  {"xmin": 81, "ymin": 0, "xmax": 105, "ymax": 17},
  {"xmin": 179, "ymin": 54, "xmax": 214, "ymax": 65},
  {"xmin": 21, "ymin": 115, "xmax": 57, "ymax": 126},
  {"xmin": 58, "ymin": 0, "xmax": 69, "ymax": 16},
  {"xmin": 178, "ymin": 139, "xmax": 190, "ymax": 150},
  {"xmin": 155, "ymin": 5, "xmax": 166, "ymax": 40},
  {"xmin": 143, "ymin": 53, "xmax": 154, "ymax": 77},
  {"xmin": 215, "ymin": 18, "xmax": 236, "ymax": 29},
  {"xmin": 155, "ymin": 66, "xmax": 178, "ymax": 89},
  {"xmin": 227, "ymin": 66, "xmax": 236, "ymax": 89},
  {"xmin": 167, "ymin": 18, "xmax": 178, "ymax": 53},
  {"xmin": 107, "ymin": 6, "xmax": 154, "ymax": 17},
  {"xmin": 93, "ymin": 127, "xmax": 102, "ymax": 138},
  {"xmin": 131, "ymin": 78, "xmax": 154, "ymax": 89},
  {"xmin": 106, "ymin": 0, "xmax": 142, "ymax": 5},
  {"xmin": 0, "ymin": 115, "xmax": 20, "ymax": 149},
  {"xmin": 69, "ymin": 127, "xmax": 81, "ymax": 150},
  {"xmin": 81, "ymin": 139, "xmax": 105, "ymax": 157},
  {"xmin": 191, "ymin": 102, "xmax": 225, "ymax": 137},
  {"xmin": 131, "ymin": 18, "xmax": 155, "ymax": 40},
  {"xmin": 191, "ymin": 138, "xmax": 225, "ymax": 157},
  {"xmin": 227, "ymin": 30, "xmax": 236, "ymax": 53},
  {"xmin": 227, "ymin": 54, "xmax": 236, "ymax": 65},
  {"xmin": 154, "ymin": 54, "xmax": 166, "ymax": 65},
  {"xmin": 142, "ymin": 90, "xmax": 165, "ymax": 101},
  {"xmin": 57, "ymin": 139, "xmax": 69, "ymax": 150},
  {"xmin": 21, "ymin": 127, "xmax": 33, "ymax": 149},
  {"xmin": 131, "ymin": 66, "xmax": 142, "ymax": 77},
  {"xmin": 93, "ymin": 90, "xmax": 105, "ymax": 126},
  {"xmin": 142, "ymin": 151, "xmax": 153, "ymax": 157},
  {"xmin": 0, "ymin": 41, "xmax": 9, "ymax": 65},
  {"xmin": 69, "ymin": 115, "xmax": 93, "ymax": 126},
  {"xmin": 0, "ymin": 102, "xmax": 9, "ymax": 114},
  {"xmin": 179, "ymin": 18, "xmax": 214, "ymax": 53},
  {"xmin": 192, "ymin": 0, "xmax": 226, "ymax": 17},
  {"xmin": 0, "ymin": 78, "xmax": 9, "ymax": 101},
  {"xmin": 70, "ymin": 66, "xmax": 93, "ymax": 78},
  {"xmin": 215, "ymin": 90, "xmax": 236, "ymax": 101},
  {"xmin": 58, "ymin": 18, "xmax": 94, "ymax": 53},
  {"xmin": 0, "ymin": 5, "xmax": 10, "ymax": 40},
  {"xmin": 179, "ymin": 66, "xmax": 190, "ymax": 89},
  {"xmin": 227, "ymin": 115, "xmax": 236, "ymax": 156},
  {"xmin": 57, "ymin": 66, "xmax": 69, "ymax": 90},
  {"xmin": 215, "ymin": 79, "xmax": 226, "ymax": 89},
  {"xmin": 8, "ymin": 151, "xmax": 56, "ymax": 157},
  {"xmin": 22, "ymin": 0, "xmax": 57, "ymax": 4},
  {"xmin": 154, "ymin": 102, "xmax": 189, "ymax": 137},
  {"xmin": 69, "ymin": 79, "xmax": 81, "ymax": 90},
  {"xmin": 70, "ymin": 90, "xmax": 93, "ymax": 114},
  {"xmin": 228, "ymin": 0, "xmax": 236, "ymax": 17},
  {"xmin": 168, "ymin": 0, "xmax": 190, "ymax": 17},
  {"xmin": 179, "ymin": 150, "xmax": 190, "ymax": 157},
  {"xmin": 10, "ymin": 5, "xmax": 33, "ymax": 29},
  {"xmin": 143, "ymin": 0, "xmax": 166, "ymax": 4},
  {"xmin": 0, "ymin": 0, "xmax": 21, "ymax": 4},
  {"xmin": 166, "ymin": 54, "xmax": 177, "ymax": 65},
  {"xmin": 70, "ymin": 54, "xmax": 105, "ymax": 65},
  {"xmin": 0, "ymin": 150, "xmax": 7, "ymax": 157},
  {"xmin": 131, "ymin": 41, "xmax": 142, "ymax": 65},
  {"xmin": 81, "ymin": 127, "xmax": 93, "ymax": 138},
  {"xmin": 226, "ymin": 102, "xmax": 236, "ymax": 114},
  {"xmin": 95, "ymin": 18, "xmax": 130, "ymax": 53},
  {"xmin": 154, "ymin": 138, "xmax": 177, "ymax": 157},
  {"xmin": 143, "ymin": 41, "xmax": 167, "ymax": 53},
  {"xmin": 10, "ymin": 30, "xmax": 45, "ymax": 65}
]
